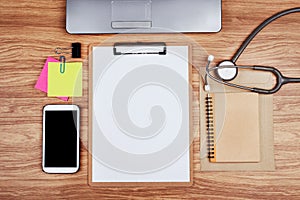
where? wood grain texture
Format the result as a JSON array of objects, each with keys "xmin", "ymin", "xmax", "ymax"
[{"xmin": 0, "ymin": 0, "xmax": 299, "ymax": 199}]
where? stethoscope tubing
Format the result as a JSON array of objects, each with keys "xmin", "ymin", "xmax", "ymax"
[
  {"xmin": 205, "ymin": 7, "xmax": 300, "ymax": 94},
  {"xmin": 231, "ymin": 7, "xmax": 300, "ymax": 64}
]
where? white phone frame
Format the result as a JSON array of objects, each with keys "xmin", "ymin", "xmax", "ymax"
[{"xmin": 42, "ymin": 104, "xmax": 80, "ymax": 173}]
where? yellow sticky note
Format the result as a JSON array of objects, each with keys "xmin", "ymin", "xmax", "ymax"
[{"xmin": 48, "ymin": 62, "xmax": 82, "ymax": 97}]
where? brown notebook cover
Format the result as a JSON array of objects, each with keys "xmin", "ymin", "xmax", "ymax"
[{"xmin": 206, "ymin": 92, "xmax": 260, "ymax": 163}]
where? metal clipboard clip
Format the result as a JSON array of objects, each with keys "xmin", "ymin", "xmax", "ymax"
[{"xmin": 113, "ymin": 42, "xmax": 167, "ymax": 55}]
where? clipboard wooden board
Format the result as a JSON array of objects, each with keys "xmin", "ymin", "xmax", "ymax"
[{"xmin": 88, "ymin": 42, "xmax": 193, "ymax": 186}]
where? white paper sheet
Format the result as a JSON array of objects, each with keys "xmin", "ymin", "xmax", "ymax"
[{"xmin": 91, "ymin": 45, "xmax": 191, "ymax": 183}]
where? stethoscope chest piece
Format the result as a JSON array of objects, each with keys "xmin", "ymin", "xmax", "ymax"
[{"xmin": 217, "ymin": 60, "xmax": 238, "ymax": 81}]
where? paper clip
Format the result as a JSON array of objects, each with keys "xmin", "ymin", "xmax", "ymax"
[
  {"xmin": 59, "ymin": 56, "xmax": 66, "ymax": 74},
  {"xmin": 55, "ymin": 42, "xmax": 81, "ymax": 58}
]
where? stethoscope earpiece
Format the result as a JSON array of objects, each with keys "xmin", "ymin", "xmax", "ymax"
[{"xmin": 216, "ymin": 60, "xmax": 238, "ymax": 81}]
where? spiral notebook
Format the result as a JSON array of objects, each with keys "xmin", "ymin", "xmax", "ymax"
[
  {"xmin": 199, "ymin": 76, "xmax": 275, "ymax": 171},
  {"xmin": 206, "ymin": 92, "xmax": 260, "ymax": 163}
]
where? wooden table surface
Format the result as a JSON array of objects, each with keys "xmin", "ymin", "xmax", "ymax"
[{"xmin": 0, "ymin": 0, "xmax": 299, "ymax": 199}]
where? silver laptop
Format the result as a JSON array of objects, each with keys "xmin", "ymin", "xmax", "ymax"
[{"xmin": 66, "ymin": 0, "xmax": 222, "ymax": 34}]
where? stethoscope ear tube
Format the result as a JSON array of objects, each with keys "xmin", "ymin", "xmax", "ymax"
[
  {"xmin": 252, "ymin": 66, "xmax": 300, "ymax": 94},
  {"xmin": 205, "ymin": 60, "xmax": 255, "ymax": 93},
  {"xmin": 251, "ymin": 66, "xmax": 283, "ymax": 94}
]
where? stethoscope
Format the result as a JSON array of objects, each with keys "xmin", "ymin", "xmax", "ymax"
[{"xmin": 205, "ymin": 7, "xmax": 300, "ymax": 94}]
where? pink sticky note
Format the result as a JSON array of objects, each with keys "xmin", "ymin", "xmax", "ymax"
[{"xmin": 35, "ymin": 57, "xmax": 69, "ymax": 101}]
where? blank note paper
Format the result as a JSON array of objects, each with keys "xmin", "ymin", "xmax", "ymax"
[
  {"xmin": 48, "ymin": 62, "xmax": 82, "ymax": 97},
  {"xmin": 34, "ymin": 57, "xmax": 68, "ymax": 101}
]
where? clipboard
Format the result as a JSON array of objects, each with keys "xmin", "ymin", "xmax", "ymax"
[{"xmin": 88, "ymin": 42, "xmax": 193, "ymax": 186}]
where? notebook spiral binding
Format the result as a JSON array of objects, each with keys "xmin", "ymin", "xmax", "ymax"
[{"xmin": 205, "ymin": 95, "xmax": 215, "ymax": 159}]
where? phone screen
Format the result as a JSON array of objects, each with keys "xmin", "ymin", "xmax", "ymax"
[{"xmin": 44, "ymin": 111, "xmax": 78, "ymax": 167}]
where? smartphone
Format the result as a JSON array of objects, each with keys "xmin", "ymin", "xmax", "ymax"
[{"xmin": 42, "ymin": 105, "xmax": 80, "ymax": 173}]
